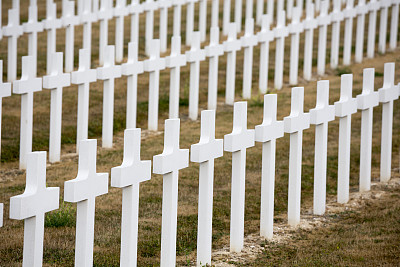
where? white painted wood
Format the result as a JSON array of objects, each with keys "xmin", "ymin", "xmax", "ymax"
[
  {"xmin": 296, "ymin": 0, "xmax": 303, "ymax": 17},
  {"xmin": 255, "ymin": 94, "xmax": 284, "ymax": 239},
  {"xmin": 122, "ymin": 42, "xmax": 144, "ymax": 129},
  {"xmin": 267, "ymin": 0, "xmax": 274, "ymax": 23},
  {"xmin": 357, "ymin": 68, "xmax": 379, "ymax": 192},
  {"xmin": 166, "ymin": 36, "xmax": 186, "ymax": 118},
  {"xmin": 330, "ymin": 0, "xmax": 343, "ymax": 69},
  {"xmin": 62, "ymin": 0, "xmax": 79, "ymax": 72},
  {"xmin": 205, "ymin": 27, "xmax": 224, "ymax": 110},
  {"xmin": 317, "ymin": 0, "xmax": 330, "ymax": 76},
  {"xmin": 378, "ymin": 63, "xmax": 399, "ymax": 182},
  {"xmin": 256, "ymin": 0, "xmax": 263, "ymax": 25},
  {"xmin": 172, "ymin": 0, "xmax": 185, "ymax": 37},
  {"xmin": 129, "ymin": 0, "xmax": 143, "ymax": 50},
  {"xmin": 223, "ymin": 23, "xmax": 242, "ymax": 105},
  {"xmin": 64, "ymin": 139, "xmax": 108, "ymax": 267},
  {"xmin": 334, "ymin": 74, "xmax": 357, "ymax": 204},
  {"xmin": 378, "ymin": 0, "xmax": 390, "ymax": 54},
  {"xmin": 274, "ymin": 11, "xmax": 289, "ymax": 90},
  {"xmin": 211, "ymin": 0, "xmax": 219, "ymax": 28},
  {"xmin": 354, "ymin": 0, "xmax": 368, "ymax": 63},
  {"xmin": 343, "ymin": 0, "xmax": 356, "ymax": 66},
  {"xmin": 245, "ymin": 0, "xmax": 253, "ymax": 20},
  {"xmin": 143, "ymin": 0, "xmax": 158, "ymax": 55},
  {"xmin": 115, "ymin": 0, "xmax": 128, "ymax": 62},
  {"xmin": 277, "ymin": 0, "xmax": 284, "ymax": 20},
  {"xmin": 10, "ymin": 151, "xmax": 59, "ymax": 267},
  {"xmin": 0, "ymin": 203, "xmax": 3, "ymax": 228},
  {"xmin": 153, "ymin": 119, "xmax": 189, "ymax": 267},
  {"xmin": 97, "ymin": 45, "xmax": 122, "ymax": 148},
  {"xmin": 284, "ymin": 87, "xmax": 310, "ymax": 227},
  {"xmin": 223, "ymin": 0, "xmax": 231, "ymax": 35},
  {"xmin": 288, "ymin": 7, "xmax": 304, "ymax": 85},
  {"xmin": 0, "ymin": 61, "xmax": 12, "ymax": 158},
  {"xmin": 111, "ymin": 128, "xmax": 151, "ymax": 267},
  {"xmin": 303, "ymin": 2, "xmax": 317, "ymax": 81},
  {"xmin": 191, "ymin": 110, "xmax": 223, "ymax": 267},
  {"xmin": 144, "ymin": 39, "xmax": 166, "ymax": 131},
  {"xmin": 367, "ymin": 0, "xmax": 380, "ymax": 58},
  {"xmin": 159, "ymin": 0, "xmax": 171, "ymax": 52},
  {"xmin": 224, "ymin": 102, "xmax": 255, "ymax": 252},
  {"xmin": 43, "ymin": 53, "xmax": 71, "ymax": 163},
  {"xmin": 98, "ymin": 0, "xmax": 113, "ymax": 66},
  {"xmin": 235, "ymin": 0, "xmax": 243, "ymax": 32},
  {"xmin": 13, "ymin": 56, "xmax": 42, "ymax": 170},
  {"xmin": 80, "ymin": 0, "xmax": 96, "ymax": 57},
  {"xmin": 186, "ymin": 0, "xmax": 196, "ymax": 45},
  {"xmin": 71, "ymin": 49, "xmax": 97, "ymax": 152},
  {"xmin": 257, "ymin": 15, "xmax": 274, "ymax": 94},
  {"xmin": 310, "ymin": 81, "xmax": 335, "ymax": 215},
  {"xmin": 389, "ymin": 0, "xmax": 399, "ymax": 50},
  {"xmin": 241, "ymin": 19, "xmax": 258, "ymax": 99},
  {"xmin": 44, "ymin": 1, "xmax": 62, "ymax": 75},
  {"xmin": 23, "ymin": 4, "xmax": 43, "ymax": 63},
  {"xmin": 199, "ymin": 0, "xmax": 207, "ymax": 42}
]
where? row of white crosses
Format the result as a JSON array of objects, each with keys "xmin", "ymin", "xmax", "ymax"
[{"xmin": 5, "ymin": 62, "xmax": 400, "ymax": 266}]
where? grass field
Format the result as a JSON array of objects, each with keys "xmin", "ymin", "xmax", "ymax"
[{"xmin": 0, "ymin": 0, "xmax": 400, "ymax": 266}]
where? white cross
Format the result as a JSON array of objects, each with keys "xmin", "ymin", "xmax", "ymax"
[
  {"xmin": 342, "ymin": 0, "xmax": 356, "ymax": 65},
  {"xmin": 241, "ymin": 18, "xmax": 258, "ymax": 99},
  {"xmin": 98, "ymin": 0, "xmax": 113, "ymax": 66},
  {"xmin": 144, "ymin": 39, "xmax": 166, "ymax": 131},
  {"xmin": 122, "ymin": 42, "xmax": 144, "ymax": 129},
  {"xmin": 166, "ymin": 36, "xmax": 186, "ymax": 119},
  {"xmin": 0, "ymin": 61, "xmax": 12, "ymax": 158},
  {"xmin": 10, "ymin": 151, "xmax": 59, "ymax": 267},
  {"xmin": 288, "ymin": 7, "xmax": 304, "ymax": 85},
  {"xmin": 357, "ymin": 68, "xmax": 379, "ymax": 192},
  {"xmin": 223, "ymin": 23, "xmax": 242, "ymax": 105},
  {"xmin": 255, "ymin": 94, "xmax": 284, "ymax": 239},
  {"xmin": 191, "ymin": 110, "xmax": 223, "ymax": 267},
  {"xmin": 143, "ymin": 0, "xmax": 158, "ymax": 55},
  {"xmin": 186, "ymin": 0, "xmax": 196, "ymax": 45},
  {"xmin": 303, "ymin": 2, "xmax": 317, "ymax": 81},
  {"xmin": 43, "ymin": 1, "xmax": 62, "ymax": 74},
  {"xmin": 171, "ymin": 0, "xmax": 185, "ymax": 37},
  {"xmin": 186, "ymin": 32, "xmax": 206, "ymax": 121},
  {"xmin": 71, "ymin": 49, "xmax": 97, "ymax": 152},
  {"xmin": 224, "ymin": 101, "xmax": 255, "ymax": 252},
  {"xmin": 111, "ymin": 128, "xmax": 151, "ymax": 267},
  {"xmin": 283, "ymin": 87, "xmax": 310, "ymax": 226},
  {"xmin": 389, "ymin": 0, "xmax": 399, "ymax": 50},
  {"xmin": 309, "ymin": 81, "xmax": 335, "ymax": 215},
  {"xmin": 378, "ymin": 63, "xmax": 399, "ymax": 182},
  {"xmin": 128, "ymin": 0, "xmax": 143, "ymax": 51},
  {"xmin": 62, "ymin": 0, "xmax": 79, "ymax": 72},
  {"xmin": 378, "ymin": 0, "xmax": 390, "ymax": 53},
  {"xmin": 330, "ymin": 0, "xmax": 344, "ymax": 69},
  {"xmin": 3, "ymin": 8, "xmax": 23, "ymax": 82},
  {"xmin": 317, "ymin": 0, "xmax": 331, "ymax": 75},
  {"xmin": 23, "ymin": 4, "xmax": 43, "ymax": 62},
  {"xmin": 205, "ymin": 27, "xmax": 224, "ymax": 110},
  {"xmin": 114, "ymin": 0, "xmax": 128, "ymax": 62},
  {"xmin": 43, "ymin": 52, "xmax": 71, "ymax": 163},
  {"xmin": 153, "ymin": 119, "xmax": 189, "ymax": 267},
  {"xmin": 64, "ymin": 139, "xmax": 109, "ymax": 267},
  {"xmin": 274, "ymin": 10, "xmax": 289, "ymax": 90},
  {"xmin": 97, "ymin": 45, "xmax": 122, "ymax": 148},
  {"xmin": 334, "ymin": 74, "xmax": 357, "ymax": 204},
  {"xmin": 367, "ymin": 0, "xmax": 380, "ymax": 58},
  {"xmin": 354, "ymin": 0, "xmax": 368, "ymax": 63},
  {"xmin": 13, "ymin": 56, "xmax": 42, "ymax": 170},
  {"xmin": 257, "ymin": 15, "xmax": 274, "ymax": 94},
  {"xmin": 159, "ymin": 0, "xmax": 172, "ymax": 52}
]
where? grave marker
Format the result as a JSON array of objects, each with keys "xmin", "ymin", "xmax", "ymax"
[
  {"xmin": 330, "ymin": 0, "xmax": 343, "ymax": 69},
  {"xmin": 389, "ymin": 0, "xmax": 399, "ymax": 50},
  {"xmin": 303, "ymin": 2, "xmax": 317, "ymax": 81},
  {"xmin": 288, "ymin": 7, "xmax": 304, "ymax": 85},
  {"xmin": 24, "ymin": 3, "xmax": 43, "ymax": 62},
  {"xmin": 153, "ymin": 119, "xmax": 189, "ymax": 267},
  {"xmin": 343, "ymin": 0, "xmax": 356, "ymax": 66},
  {"xmin": 354, "ymin": 0, "xmax": 368, "ymax": 63},
  {"xmin": 62, "ymin": 0, "xmax": 79, "ymax": 72},
  {"xmin": 241, "ymin": 19, "xmax": 258, "ymax": 99},
  {"xmin": 111, "ymin": 129, "xmax": 151, "ymax": 267},
  {"xmin": 367, "ymin": 0, "xmax": 380, "ymax": 58},
  {"xmin": 64, "ymin": 139, "xmax": 108, "ymax": 267},
  {"xmin": 191, "ymin": 110, "xmax": 223, "ymax": 267},
  {"xmin": 257, "ymin": 15, "xmax": 274, "ymax": 94},
  {"xmin": 317, "ymin": 0, "xmax": 330, "ymax": 75},
  {"xmin": 115, "ymin": 0, "xmax": 128, "ymax": 62},
  {"xmin": 44, "ymin": 1, "xmax": 62, "ymax": 74},
  {"xmin": 274, "ymin": 11, "xmax": 289, "ymax": 89},
  {"xmin": 255, "ymin": 94, "xmax": 284, "ymax": 239},
  {"xmin": 159, "ymin": 0, "xmax": 171, "ymax": 52},
  {"xmin": 43, "ymin": 52, "xmax": 71, "ymax": 163},
  {"xmin": 0, "ymin": 61, "xmax": 12, "ymax": 158},
  {"xmin": 378, "ymin": 0, "xmax": 390, "ymax": 53},
  {"xmin": 97, "ymin": 0, "xmax": 113, "ymax": 66},
  {"xmin": 224, "ymin": 102, "xmax": 255, "ymax": 252},
  {"xmin": 10, "ymin": 151, "xmax": 59, "ymax": 267},
  {"xmin": 335, "ymin": 74, "xmax": 357, "ymax": 203}
]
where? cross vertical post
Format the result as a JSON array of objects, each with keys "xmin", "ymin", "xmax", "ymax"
[
  {"xmin": 317, "ymin": 0, "xmax": 330, "ymax": 75},
  {"xmin": 389, "ymin": 0, "xmax": 399, "ymax": 50},
  {"xmin": 186, "ymin": 0, "xmax": 196, "ymax": 45},
  {"xmin": 303, "ymin": 2, "xmax": 317, "ymax": 80},
  {"xmin": 343, "ymin": 0, "xmax": 356, "ymax": 65},
  {"xmin": 114, "ymin": 0, "xmax": 128, "ymax": 62},
  {"xmin": 367, "ymin": 0, "xmax": 380, "ymax": 58},
  {"xmin": 44, "ymin": 1, "xmax": 62, "ymax": 75},
  {"xmin": 62, "ymin": 0, "xmax": 79, "ymax": 72},
  {"xmin": 378, "ymin": 0, "xmax": 390, "ymax": 53},
  {"xmin": 257, "ymin": 15, "xmax": 274, "ymax": 93},
  {"xmin": 199, "ymin": 0, "xmax": 207, "ymax": 41},
  {"xmin": 159, "ymin": 0, "xmax": 171, "ymax": 52},
  {"xmin": 274, "ymin": 11, "xmax": 289, "ymax": 89},
  {"xmin": 171, "ymin": 0, "xmax": 185, "ymax": 37},
  {"xmin": 0, "ymin": 61, "xmax": 12, "ymax": 158},
  {"xmin": 24, "ymin": 3, "xmax": 43, "ymax": 62},
  {"xmin": 222, "ymin": 0, "xmax": 231, "ymax": 35},
  {"xmin": 354, "ymin": 0, "xmax": 368, "ymax": 62},
  {"xmin": 234, "ymin": 0, "xmax": 243, "ymax": 32},
  {"xmin": 129, "ymin": 0, "xmax": 143, "ymax": 51},
  {"xmin": 288, "ymin": 7, "xmax": 304, "ymax": 85},
  {"xmin": 97, "ymin": 0, "xmax": 113, "ymax": 66},
  {"xmin": 330, "ymin": 0, "xmax": 343, "ymax": 69},
  {"xmin": 241, "ymin": 18, "xmax": 258, "ymax": 99}
]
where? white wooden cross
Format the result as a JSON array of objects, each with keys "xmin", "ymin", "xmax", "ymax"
[
  {"xmin": 153, "ymin": 119, "xmax": 189, "ymax": 267},
  {"xmin": 354, "ymin": 0, "xmax": 368, "ymax": 63},
  {"xmin": 171, "ymin": 0, "xmax": 185, "ymax": 37},
  {"xmin": 309, "ymin": 81, "xmax": 335, "ymax": 215},
  {"xmin": 342, "ymin": 0, "xmax": 356, "ymax": 66},
  {"xmin": 0, "ymin": 61, "xmax": 12, "ymax": 158},
  {"xmin": 334, "ymin": 74, "xmax": 357, "ymax": 204},
  {"xmin": 10, "ymin": 151, "xmax": 59, "ymax": 267},
  {"xmin": 13, "ymin": 56, "xmax": 42, "ymax": 170},
  {"xmin": 283, "ymin": 87, "xmax": 310, "ymax": 226},
  {"xmin": 205, "ymin": 27, "xmax": 224, "ymax": 110},
  {"xmin": 80, "ymin": 0, "xmax": 96, "ymax": 55},
  {"xmin": 378, "ymin": 0, "xmax": 391, "ymax": 53},
  {"xmin": 191, "ymin": 110, "xmax": 223, "ymax": 267},
  {"xmin": 97, "ymin": 45, "xmax": 122, "ymax": 148},
  {"xmin": 166, "ymin": 36, "xmax": 186, "ymax": 119},
  {"xmin": 97, "ymin": 0, "xmax": 113, "ymax": 66},
  {"xmin": 187, "ymin": 32, "xmax": 206, "ymax": 121},
  {"xmin": 255, "ymin": 94, "xmax": 284, "ymax": 239},
  {"xmin": 317, "ymin": 0, "xmax": 331, "ymax": 76},
  {"xmin": 378, "ymin": 63, "xmax": 399, "ymax": 182},
  {"xmin": 186, "ymin": 0, "xmax": 196, "ymax": 46},
  {"xmin": 303, "ymin": 2, "xmax": 317, "ymax": 81},
  {"xmin": 143, "ymin": 0, "xmax": 158, "ymax": 55},
  {"xmin": 43, "ymin": 52, "xmax": 71, "ymax": 163},
  {"xmin": 122, "ymin": 42, "xmax": 144, "ymax": 129},
  {"xmin": 224, "ymin": 101, "xmax": 255, "ymax": 252},
  {"xmin": 159, "ymin": 0, "xmax": 171, "ymax": 52},
  {"xmin": 367, "ymin": 0, "xmax": 380, "ymax": 58},
  {"xmin": 288, "ymin": 7, "xmax": 304, "ymax": 86},
  {"xmin": 43, "ymin": 1, "xmax": 62, "ymax": 75},
  {"xmin": 111, "ymin": 128, "xmax": 151, "ymax": 267},
  {"xmin": 257, "ymin": 15, "xmax": 274, "ymax": 94},
  {"xmin": 64, "ymin": 139, "xmax": 109, "ymax": 267},
  {"xmin": 23, "ymin": 3, "xmax": 43, "ymax": 62},
  {"xmin": 389, "ymin": 0, "xmax": 399, "ymax": 50},
  {"xmin": 71, "ymin": 49, "xmax": 97, "ymax": 152},
  {"xmin": 222, "ymin": 0, "xmax": 231, "ymax": 35},
  {"xmin": 3, "ymin": 8, "xmax": 23, "ymax": 82},
  {"xmin": 114, "ymin": 0, "xmax": 128, "ymax": 62},
  {"xmin": 128, "ymin": 0, "xmax": 143, "ymax": 51},
  {"xmin": 144, "ymin": 39, "xmax": 166, "ymax": 131},
  {"xmin": 241, "ymin": 18, "xmax": 258, "ymax": 99},
  {"xmin": 223, "ymin": 23, "xmax": 242, "ymax": 105},
  {"xmin": 62, "ymin": 0, "xmax": 79, "ymax": 72},
  {"xmin": 330, "ymin": 0, "xmax": 343, "ymax": 69},
  {"xmin": 235, "ymin": 0, "xmax": 243, "ymax": 32},
  {"xmin": 357, "ymin": 68, "xmax": 379, "ymax": 192},
  {"xmin": 274, "ymin": 10, "xmax": 289, "ymax": 90}
]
